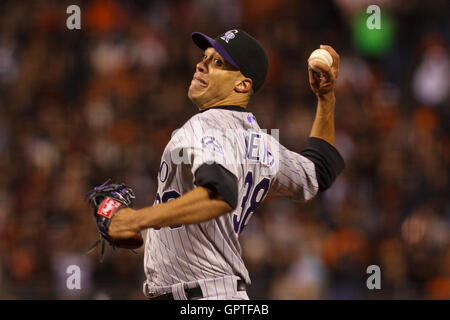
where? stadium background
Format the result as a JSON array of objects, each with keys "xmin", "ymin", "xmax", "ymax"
[{"xmin": 0, "ymin": 0, "xmax": 448, "ymax": 299}]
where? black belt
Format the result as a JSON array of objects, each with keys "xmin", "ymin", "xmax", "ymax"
[{"xmin": 148, "ymin": 280, "xmax": 247, "ymax": 300}]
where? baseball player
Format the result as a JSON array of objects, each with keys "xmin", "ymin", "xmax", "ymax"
[{"xmin": 105, "ymin": 29, "xmax": 345, "ymax": 300}]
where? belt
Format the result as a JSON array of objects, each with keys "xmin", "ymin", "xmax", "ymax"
[{"xmin": 148, "ymin": 280, "xmax": 247, "ymax": 300}]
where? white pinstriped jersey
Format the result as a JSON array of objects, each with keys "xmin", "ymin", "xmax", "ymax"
[{"xmin": 143, "ymin": 107, "xmax": 319, "ymax": 295}]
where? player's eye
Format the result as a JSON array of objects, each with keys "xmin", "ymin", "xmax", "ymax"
[
  {"xmin": 214, "ymin": 59, "xmax": 223, "ymax": 66},
  {"xmin": 201, "ymin": 54, "xmax": 207, "ymax": 60}
]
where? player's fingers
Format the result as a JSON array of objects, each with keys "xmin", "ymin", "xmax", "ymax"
[
  {"xmin": 319, "ymin": 45, "xmax": 340, "ymax": 66},
  {"xmin": 308, "ymin": 65, "xmax": 320, "ymax": 87},
  {"xmin": 320, "ymin": 44, "xmax": 339, "ymax": 77},
  {"xmin": 308, "ymin": 59, "xmax": 331, "ymax": 75},
  {"xmin": 310, "ymin": 60, "xmax": 336, "ymax": 86}
]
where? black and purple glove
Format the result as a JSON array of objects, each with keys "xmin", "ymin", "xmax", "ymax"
[{"xmin": 85, "ymin": 179, "xmax": 143, "ymax": 260}]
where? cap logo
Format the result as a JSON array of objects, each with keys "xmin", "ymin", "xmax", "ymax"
[{"xmin": 220, "ymin": 29, "xmax": 238, "ymax": 43}]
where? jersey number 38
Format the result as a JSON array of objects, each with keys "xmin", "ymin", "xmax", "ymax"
[{"xmin": 233, "ymin": 171, "xmax": 270, "ymax": 234}]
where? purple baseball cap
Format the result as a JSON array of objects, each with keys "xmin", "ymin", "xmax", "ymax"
[
  {"xmin": 191, "ymin": 29, "xmax": 269, "ymax": 93},
  {"xmin": 192, "ymin": 32, "xmax": 240, "ymax": 70}
]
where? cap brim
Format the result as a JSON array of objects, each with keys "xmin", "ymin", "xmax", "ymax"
[{"xmin": 191, "ymin": 32, "xmax": 240, "ymax": 70}]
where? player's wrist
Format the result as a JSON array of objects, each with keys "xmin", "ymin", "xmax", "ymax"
[
  {"xmin": 135, "ymin": 204, "xmax": 165, "ymax": 230},
  {"xmin": 317, "ymin": 91, "xmax": 335, "ymax": 103},
  {"xmin": 134, "ymin": 207, "xmax": 151, "ymax": 230},
  {"xmin": 317, "ymin": 92, "xmax": 336, "ymax": 114}
]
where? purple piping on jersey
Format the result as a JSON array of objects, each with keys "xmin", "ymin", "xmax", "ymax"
[
  {"xmin": 184, "ymin": 226, "xmax": 210, "ymax": 297},
  {"xmin": 162, "ymin": 228, "xmax": 185, "ymax": 282},
  {"xmin": 176, "ymin": 231, "xmax": 197, "ymax": 280},
  {"xmin": 172, "ymin": 177, "xmax": 197, "ymax": 281},
  {"xmin": 154, "ymin": 234, "xmax": 172, "ymax": 285}
]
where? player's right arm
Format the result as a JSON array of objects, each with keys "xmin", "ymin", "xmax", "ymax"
[
  {"xmin": 308, "ymin": 44, "xmax": 339, "ymax": 146},
  {"xmin": 269, "ymin": 45, "xmax": 345, "ymax": 201},
  {"xmin": 269, "ymin": 137, "xmax": 345, "ymax": 201}
]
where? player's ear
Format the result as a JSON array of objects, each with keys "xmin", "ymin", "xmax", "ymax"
[{"xmin": 235, "ymin": 77, "xmax": 253, "ymax": 94}]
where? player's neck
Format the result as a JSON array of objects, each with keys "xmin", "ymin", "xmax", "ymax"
[{"xmin": 198, "ymin": 95, "xmax": 249, "ymax": 111}]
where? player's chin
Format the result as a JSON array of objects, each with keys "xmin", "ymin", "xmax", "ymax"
[{"xmin": 188, "ymin": 84, "xmax": 207, "ymax": 101}]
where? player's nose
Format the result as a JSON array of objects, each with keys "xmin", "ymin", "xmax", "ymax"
[{"xmin": 196, "ymin": 60, "xmax": 207, "ymax": 73}]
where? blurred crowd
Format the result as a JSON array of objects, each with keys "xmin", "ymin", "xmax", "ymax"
[{"xmin": 0, "ymin": 0, "xmax": 449, "ymax": 299}]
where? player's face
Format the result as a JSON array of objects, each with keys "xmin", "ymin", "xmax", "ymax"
[{"xmin": 188, "ymin": 47, "xmax": 242, "ymax": 107}]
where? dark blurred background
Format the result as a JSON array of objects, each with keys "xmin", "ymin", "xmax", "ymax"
[{"xmin": 0, "ymin": 0, "xmax": 449, "ymax": 299}]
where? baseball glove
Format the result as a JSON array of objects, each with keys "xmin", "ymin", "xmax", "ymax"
[{"xmin": 85, "ymin": 179, "xmax": 143, "ymax": 261}]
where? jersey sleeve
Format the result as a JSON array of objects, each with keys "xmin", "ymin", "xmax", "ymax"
[
  {"xmin": 270, "ymin": 137, "xmax": 345, "ymax": 202},
  {"xmin": 170, "ymin": 121, "xmax": 240, "ymax": 208},
  {"xmin": 269, "ymin": 141, "xmax": 320, "ymax": 202},
  {"xmin": 299, "ymin": 137, "xmax": 346, "ymax": 192}
]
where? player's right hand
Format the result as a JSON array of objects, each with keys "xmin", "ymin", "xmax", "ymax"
[{"xmin": 308, "ymin": 45, "xmax": 340, "ymax": 98}]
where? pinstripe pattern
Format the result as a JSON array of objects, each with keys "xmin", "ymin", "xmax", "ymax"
[{"xmin": 143, "ymin": 108, "xmax": 318, "ymax": 298}]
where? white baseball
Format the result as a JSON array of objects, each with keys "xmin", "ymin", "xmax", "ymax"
[{"xmin": 308, "ymin": 48, "xmax": 333, "ymax": 72}]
